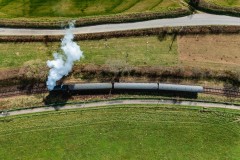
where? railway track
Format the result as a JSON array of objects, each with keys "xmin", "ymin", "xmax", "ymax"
[
  {"xmin": 204, "ymin": 87, "xmax": 240, "ymax": 98},
  {"xmin": 0, "ymin": 87, "xmax": 48, "ymax": 98},
  {"xmin": 0, "ymin": 86, "xmax": 239, "ymax": 98}
]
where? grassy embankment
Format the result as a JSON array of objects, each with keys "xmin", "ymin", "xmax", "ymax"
[
  {"xmin": 204, "ymin": 0, "xmax": 240, "ymax": 7},
  {"xmin": 1, "ymin": 92, "xmax": 240, "ymax": 111},
  {"xmin": 0, "ymin": 0, "xmax": 183, "ymax": 20},
  {"xmin": 0, "ymin": 104, "xmax": 240, "ymax": 159}
]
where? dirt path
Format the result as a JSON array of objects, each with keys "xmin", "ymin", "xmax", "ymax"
[{"xmin": 1, "ymin": 99, "xmax": 239, "ymax": 117}]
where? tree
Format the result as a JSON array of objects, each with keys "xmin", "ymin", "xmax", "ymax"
[{"xmin": 190, "ymin": 0, "xmax": 200, "ymax": 6}]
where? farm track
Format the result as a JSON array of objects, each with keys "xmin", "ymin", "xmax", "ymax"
[
  {"xmin": 0, "ymin": 13, "xmax": 240, "ymax": 36},
  {"xmin": 1, "ymin": 99, "xmax": 240, "ymax": 117},
  {"xmin": 0, "ymin": 86, "xmax": 239, "ymax": 98}
]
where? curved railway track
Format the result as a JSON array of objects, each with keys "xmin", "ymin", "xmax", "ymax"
[
  {"xmin": 0, "ymin": 87, "xmax": 48, "ymax": 98},
  {"xmin": 204, "ymin": 87, "xmax": 240, "ymax": 98},
  {"xmin": 0, "ymin": 86, "xmax": 239, "ymax": 98}
]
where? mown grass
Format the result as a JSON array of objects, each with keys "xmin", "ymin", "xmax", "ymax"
[
  {"xmin": 0, "ymin": 36, "xmax": 178, "ymax": 69},
  {"xmin": 205, "ymin": 0, "xmax": 240, "ymax": 7},
  {"xmin": 0, "ymin": 104, "xmax": 240, "ymax": 159},
  {"xmin": 0, "ymin": 0, "xmax": 183, "ymax": 19}
]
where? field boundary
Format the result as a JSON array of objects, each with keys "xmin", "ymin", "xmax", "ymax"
[{"xmin": 0, "ymin": 9, "xmax": 191, "ymax": 29}]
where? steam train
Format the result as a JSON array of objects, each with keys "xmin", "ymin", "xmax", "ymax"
[{"xmin": 52, "ymin": 83, "xmax": 204, "ymax": 98}]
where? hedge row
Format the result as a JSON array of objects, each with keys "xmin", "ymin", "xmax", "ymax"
[
  {"xmin": 0, "ymin": 9, "xmax": 191, "ymax": 29},
  {"xmin": 76, "ymin": 65, "xmax": 240, "ymax": 86},
  {"xmin": 0, "ymin": 25, "xmax": 239, "ymax": 42},
  {"xmin": 191, "ymin": 0, "xmax": 240, "ymax": 17}
]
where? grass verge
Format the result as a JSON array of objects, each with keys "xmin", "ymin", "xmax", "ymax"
[{"xmin": 1, "ymin": 93, "xmax": 240, "ymax": 111}]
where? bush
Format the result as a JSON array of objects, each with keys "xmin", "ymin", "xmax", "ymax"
[{"xmin": 78, "ymin": 65, "xmax": 240, "ymax": 85}]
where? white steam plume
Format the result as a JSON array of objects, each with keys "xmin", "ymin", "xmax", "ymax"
[{"xmin": 46, "ymin": 22, "xmax": 83, "ymax": 90}]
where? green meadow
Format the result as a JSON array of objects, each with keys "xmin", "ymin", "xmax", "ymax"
[
  {"xmin": 0, "ymin": 104, "xmax": 240, "ymax": 159},
  {"xmin": 0, "ymin": 0, "xmax": 183, "ymax": 18}
]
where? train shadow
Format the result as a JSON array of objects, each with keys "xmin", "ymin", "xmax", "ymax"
[
  {"xmin": 70, "ymin": 90, "xmax": 198, "ymax": 99},
  {"xmin": 43, "ymin": 87, "xmax": 198, "ymax": 109},
  {"xmin": 113, "ymin": 90, "xmax": 198, "ymax": 99},
  {"xmin": 43, "ymin": 91, "xmax": 72, "ymax": 110}
]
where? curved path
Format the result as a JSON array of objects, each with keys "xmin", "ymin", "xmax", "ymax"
[
  {"xmin": 0, "ymin": 13, "xmax": 239, "ymax": 36},
  {"xmin": 1, "ymin": 99, "xmax": 239, "ymax": 117}
]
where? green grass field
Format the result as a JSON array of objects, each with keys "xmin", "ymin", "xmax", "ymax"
[
  {"xmin": 0, "ymin": 104, "xmax": 240, "ymax": 159},
  {"xmin": 0, "ymin": 36, "xmax": 178, "ymax": 69},
  {"xmin": 0, "ymin": 0, "xmax": 183, "ymax": 18},
  {"xmin": 205, "ymin": 0, "xmax": 240, "ymax": 7}
]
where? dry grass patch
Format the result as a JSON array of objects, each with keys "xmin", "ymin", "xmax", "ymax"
[
  {"xmin": 178, "ymin": 34, "xmax": 240, "ymax": 70},
  {"xmin": 0, "ymin": 94, "xmax": 46, "ymax": 110}
]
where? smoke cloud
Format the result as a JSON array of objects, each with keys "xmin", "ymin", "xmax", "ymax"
[{"xmin": 46, "ymin": 22, "xmax": 84, "ymax": 90}]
